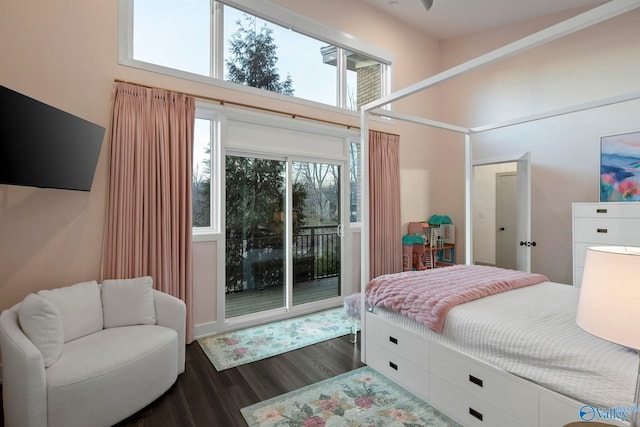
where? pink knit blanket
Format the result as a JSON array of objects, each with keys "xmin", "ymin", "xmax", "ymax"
[{"xmin": 365, "ymin": 264, "xmax": 548, "ymax": 333}]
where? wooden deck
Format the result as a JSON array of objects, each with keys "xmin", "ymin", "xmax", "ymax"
[{"xmin": 225, "ymin": 276, "xmax": 340, "ymax": 318}]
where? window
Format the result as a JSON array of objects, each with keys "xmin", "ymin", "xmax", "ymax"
[
  {"xmin": 222, "ymin": 5, "xmax": 338, "ymax": 106},
  {"xmin": 121, "ymin": 0, "xmax": 392, "ymax": 111},
  {"xmin": 345, "ymin": 50, "xmax": 386, "ymax": 111},
  {"xmin": 349, "ymin": 140, "xmax": 362, "ymax": 223},
  {"xmin": 132, "ymin": 0, "xmax": 211, "ymax": 76},
  {"xmin": 192, "ymin": 109, "xmax": 219, "ymax": 234}
]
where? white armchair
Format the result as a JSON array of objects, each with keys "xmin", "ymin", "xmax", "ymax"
[{"xmin": 0, "ymin": 277, "xmax": 186, "ymax": 427}]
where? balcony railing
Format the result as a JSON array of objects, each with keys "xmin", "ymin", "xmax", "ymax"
[{"xmin": 225, "ymin": 225, "xmax": 340, "ymax": 294}]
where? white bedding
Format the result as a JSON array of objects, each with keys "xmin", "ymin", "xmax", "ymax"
[{"xmin": 373, "ymin": 281, "xmax": 636, "ymax": 408}]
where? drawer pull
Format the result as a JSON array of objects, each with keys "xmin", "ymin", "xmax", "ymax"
[
  {"xmin": 596, "ymin": 208, "xmax": 607, "ymax": 214},
  {"xmin": 596, "ymin": 228, "xmax": 608, "ymax": 233},
  {"xmin": 469, "ymin": 407, "xmax": 484, "ymax": 421},
  {"xmin": 469, "ymin": 374, "xmax": 484, "ymax": 388},
  {"xmin": 389, "ymin": 361, "xmax": 398, "ymax": 371},
  {"xmin": 389, "ymin": 336, "xmax": 398, "ymax": 345}
]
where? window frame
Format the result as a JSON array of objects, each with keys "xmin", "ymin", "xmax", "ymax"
[
  {"xmin": 192, "ymin": 102, "xmax": 223, "ymax": 240},
  {"xmin": 348, "ymin": 138, "xmax": 362, "ymax": 227},
  {"xmin": 118, "ymin": 0, "xmax": 393, "ymax": 112}
]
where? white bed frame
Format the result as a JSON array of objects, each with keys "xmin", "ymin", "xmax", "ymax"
[{"xmin": 359, "ymin": 1, "xmax": 640, "ymax": 425}]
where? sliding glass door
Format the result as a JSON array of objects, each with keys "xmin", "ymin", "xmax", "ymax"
[
  {"xmin": 225, "ymin": 155, "xmax": 287, "ymax": 317},
  {"xmin": 292, "ymin": 161, "xmax": 341, "ymax": 306},
  {"xmin": 224, "ymin": 155, "xmax": 343, "ymax": 319}
]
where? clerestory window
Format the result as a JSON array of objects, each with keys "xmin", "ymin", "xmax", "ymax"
[{"xmin": 120, "ymin": 0, "xmax": 392, "ymax": 111}]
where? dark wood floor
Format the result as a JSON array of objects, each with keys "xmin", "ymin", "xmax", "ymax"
[{"xmin": 1, "ymin": 333, "xmax": 363, "ymax": 427}]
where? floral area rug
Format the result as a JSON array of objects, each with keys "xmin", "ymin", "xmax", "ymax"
[
  {"xmin": 241, "ymin": 367, "xmax": 461, "ymax": 427},
  {"xmin": 198, "ymin": 308, "xmax": 357, "ymax": 371}
]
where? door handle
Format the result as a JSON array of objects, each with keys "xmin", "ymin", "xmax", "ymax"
[
  {"xmin": 499, "ymin": 227, "xmax": 505, "ymax": 231},
  {"xmin": 337, "ymin": 224, "xmax": 343, "ymax": 237}
]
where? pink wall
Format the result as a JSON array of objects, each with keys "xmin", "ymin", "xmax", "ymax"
[
  {"xmin": 0, "ymin": 1, "xmax": 116, "ymax": 311},
  {"xmin": 3, "ymin": 0, "xmax": 635, "ymax": 322},
  {"xmin": 0, "ymin": 0, "xmax": 440, "ymax": 329}
]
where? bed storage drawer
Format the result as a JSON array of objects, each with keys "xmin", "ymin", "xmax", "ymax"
[
  {"xmin": 366, "ymin": 312, "xmax": 429, "ymax": 366},
  {"xmin": 430, "ymin": 343, "xmax": 538, "ymax": 424},
  {"xmin": 429, "ymin": 374, "xmax": 529, "ymax": 427},
  {"xmin": 539, "ymin": 391, "xmax": 627, "ymax": 427},
  {"xmin": 366, "ymin": 339, "xmax": 429, "ymax": 400}
]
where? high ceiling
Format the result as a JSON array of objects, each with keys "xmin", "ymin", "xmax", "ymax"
[{"xmin": 362, "ymin": 0, "xmax": 607, "ymax": 39}]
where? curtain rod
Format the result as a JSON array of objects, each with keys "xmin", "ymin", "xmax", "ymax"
[{"xmin": 114, "ymin": 79, "xmax": 362, "ymax": 131}]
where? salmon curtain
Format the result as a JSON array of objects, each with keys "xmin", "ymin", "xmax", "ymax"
[
  {"xmin": 103, "ymin": 82, "xmax": 194, "ymax": 343},
  {"xmin": 369, "ymin": 130, "xmax": 402, "ymax": 278}
]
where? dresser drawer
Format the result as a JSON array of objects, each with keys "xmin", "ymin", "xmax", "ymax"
[
  {"xmin": 573, "ymin": 203, "xmax": 640, "ymax": 218},
  {"xmin": 573, "ymin": 203, "xmax": 640, "ymax": 288},
  {"xmin": 573, "ymin": 217, "xmax": 640, "ymax": 244},
  {"xmin": 366, "ymin": 339, "xmax": 429, "ymax": 399},
  {"xmin": 429, "ymin": 374, "xmax": 530, "ymax": 427},
  {"xmin": 365, "ymin": 312, "xmax": 429, "ymax": 366},
  {"xmin": 430, "ymin": 344, "xmax": 538, "ymax": 423}
]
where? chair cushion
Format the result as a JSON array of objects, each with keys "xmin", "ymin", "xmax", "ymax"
[
  {"xmin": 18, "ymin": 293, "xmax": 64, "ymax": 367},
  {"xmin": 38, "ymin": 281, "xmax": 103, "ymax": 343},
  {"xmin": 101, "ymin": 276, "xmax": 156, "ymax": 328},
  {"xmin": 46, "ymin": 325, "xmax": 178, "ymax": 427}
]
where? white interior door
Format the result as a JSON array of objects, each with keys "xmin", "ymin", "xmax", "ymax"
[
  {"xmin": 496, "ymin": 172, "xmax": 517, "ymax": 269},
  {"xmin": 516, "ymin": 152, "xmax": 531, "ymax": 272}
]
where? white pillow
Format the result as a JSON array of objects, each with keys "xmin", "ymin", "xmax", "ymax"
[
  {"xmin": 101, "ymin": 276, "xmax": 156, "ymax": 328},
  {"xmin": 38, "ymin": 281, "xmax": 103, "ymax": 342},
  {"xmin": 18, "ymin": 293, "xmax": 64, "ymax": 367}
]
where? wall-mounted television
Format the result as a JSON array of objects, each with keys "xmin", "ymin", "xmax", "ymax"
[{"xmin": 0, "ymin": 85, "xmax": 105, "ymax": 191}]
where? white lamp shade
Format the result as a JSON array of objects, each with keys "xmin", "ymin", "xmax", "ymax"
[{"xmin": 576, "ymin": 246, "xmax": 640, "ymax": 350}]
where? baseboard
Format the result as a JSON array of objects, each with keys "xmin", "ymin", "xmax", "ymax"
[
  {"xmin": 194, "ymin": 321, "xmax": 219, "ymax": 340},
  {"xmin": 474, "ymin": 261, "xmax": 496, "ymax": 267}
]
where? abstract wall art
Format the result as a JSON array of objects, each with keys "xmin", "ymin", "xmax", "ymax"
[{"xmin": 600, "ymin": 131, "xmax": 640, "ymax": 202}]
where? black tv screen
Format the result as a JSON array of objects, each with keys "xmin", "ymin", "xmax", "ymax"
[{"xmin": 0, "ymin": 85, "xmax": 105, "ymax": 191}]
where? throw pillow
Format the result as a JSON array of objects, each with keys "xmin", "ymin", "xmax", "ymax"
[
  {"xmin": 38, "ymin": 280, "xmax": 103, "ymax": 342},
  {"xmin": 18, "ymin": 293, "xmax": 64, "ymax": 367},
  {"xmin": 101, "ymin": 276, "xmax": 156, "ymax": 328}
]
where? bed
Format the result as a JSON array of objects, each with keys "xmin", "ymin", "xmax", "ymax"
[
  {"xmin": 358, "ymin": 2, "xmax": 640, "ymax": 426},
  {"xmin": 363, "ymin": 265, "xmax": 635, "ymax": 426}
]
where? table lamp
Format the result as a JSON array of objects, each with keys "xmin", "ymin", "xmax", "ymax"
[{"xmin": 576, "ymin": 246, "xmax": 640, "ymax": 427}]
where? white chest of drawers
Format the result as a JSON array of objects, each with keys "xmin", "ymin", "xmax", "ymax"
[{"xmin": 572, "ymin": 202, "xmax": 640, "ymax": 286}]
